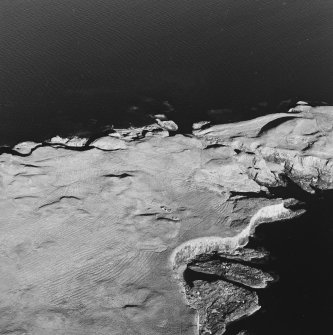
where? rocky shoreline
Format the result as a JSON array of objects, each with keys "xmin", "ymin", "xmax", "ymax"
[{"xmin": 0, "ymin": 105, "xmax": 332, "ymax": 334}]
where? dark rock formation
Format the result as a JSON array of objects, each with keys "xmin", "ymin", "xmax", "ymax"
[
  {"xmin": 0, "ymin": 106, "xmax": 332, "ymax": 334},
  {"xmin": 187, "ymin": 259, "xmax": 274, "ymax": 289}
]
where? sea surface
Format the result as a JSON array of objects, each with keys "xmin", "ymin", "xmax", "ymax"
[{"xmin": 1, "ymin": 0, "xmax": 333, "ymax": 144}]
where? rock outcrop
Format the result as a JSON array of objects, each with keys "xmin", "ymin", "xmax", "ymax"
[{"xmin": 0, "ymin": 106, "xmax": 332, "ymax": 335}]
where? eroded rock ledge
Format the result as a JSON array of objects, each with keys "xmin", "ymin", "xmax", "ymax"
[{"xmin": 0, "ymin": 106, "xmax": 332, "ymax": 335}]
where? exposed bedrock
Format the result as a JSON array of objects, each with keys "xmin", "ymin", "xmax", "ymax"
[{"xmin": 0, "ymin": 106, "xmax": 332, "ymax": 334}]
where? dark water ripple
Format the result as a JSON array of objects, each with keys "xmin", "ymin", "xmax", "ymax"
[{"xmin": 0, "ymin": 0, "xmax": 332, "ymax": 144}]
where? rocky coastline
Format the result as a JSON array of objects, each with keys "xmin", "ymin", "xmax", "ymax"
[{"xmin": 0, "ymin": 105, "xmax": 332, "ymax": 334}]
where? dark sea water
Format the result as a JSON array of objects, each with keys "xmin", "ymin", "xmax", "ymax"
[
  {"xmin": 1, "ymin": 0, "xmax": 333, "ymax": 144},
  {"xmin": 227, "ymin": 192, "xmax": 333, "ymax": 335}
]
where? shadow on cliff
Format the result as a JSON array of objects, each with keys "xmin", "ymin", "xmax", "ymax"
[{"xmin": 226, "ymin": 191, "xmax": 333, "ymax": 335}]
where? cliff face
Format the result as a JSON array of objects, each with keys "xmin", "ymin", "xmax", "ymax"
[{"xmin": 0, "ymin": 106, "xmax": 332, "ymax": 335}]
